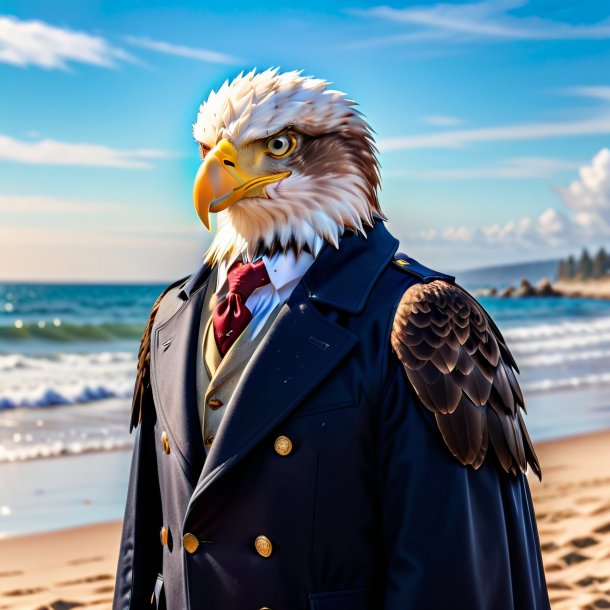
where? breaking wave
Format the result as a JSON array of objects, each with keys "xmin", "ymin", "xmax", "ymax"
[
  {"xmin": 0, "ymin": 321, "xmax": 144, "ymax": 342},
  {"xmin": 0, "ymin": 352, "xmax": 137, "ymax": 408}
]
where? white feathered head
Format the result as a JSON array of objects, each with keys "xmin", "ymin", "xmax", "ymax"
[{"xmin": 192, "ymin": 68, "xmax": 383, "ymax": 264}]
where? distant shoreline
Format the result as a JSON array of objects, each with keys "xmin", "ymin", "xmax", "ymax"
[
  {"xmin": 475, "ymin": 277, "xmax": 610, "ymax": 300},
  {"xmin": 553, "ymin": 278, "xmax": 610, "ymax": 300}
]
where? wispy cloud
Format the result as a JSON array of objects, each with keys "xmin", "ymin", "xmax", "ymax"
[
  {"xmin": 560, "ymin": 86, "xmax": 610, "ymax": 102},
  {"xmin": 422, "ymin": 115, "xmax": 463, "ymax": 127},
  {"xmin": 0, "ymin": 15, "xmax": 135, "ymax": 70},
  {"xmin": 0, "ymin": 133, "xmax": 174, "ymax": 168},
  {"xmin": 354, "ymin": 0, "xmax": 610, "ymax": 48},
  {"xmin": 0, "ymin": 15, "xmax": 240, "ymax": 71},
  {"xmin": 385, "ymin": 157, "xmax": 582, "ymax": 180},
  {"xmin": 379, "ymin": 113, "xmax": 610, "ymax": 151},
  {"xmin": 123, "ymin": 36, "xmax": 242, "ymax": 65}
]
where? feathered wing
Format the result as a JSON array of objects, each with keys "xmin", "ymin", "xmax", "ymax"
[{"xmin": 391, "ymin": 280, "xmax": 541, "ymax": 479}]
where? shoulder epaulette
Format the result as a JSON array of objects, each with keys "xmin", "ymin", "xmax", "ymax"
[{"xmin": 391, "ymin": 253, "xmax": 455, "ymax": 284}]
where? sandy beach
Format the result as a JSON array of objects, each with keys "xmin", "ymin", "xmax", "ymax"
[
  {"xmin": 554, "ymin": 279, "xmax": 610, "ymax": 300},
  {"xmin": 531, "ymin": 429, "xmax": 610, "ymax": 610},
  {"xmin": 0, "ymin": 521, "xmax": 121, "ymax": 610},
  {"xmin": 0, "ymin": 431, "xmax": 609, "ymax": 610}
]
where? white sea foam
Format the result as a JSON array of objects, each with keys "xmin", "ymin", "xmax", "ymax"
[
  {"xmin": 0, "ymin": 436, "xmax": 134, "ymax": 462},
  {"xmin": 0, "ymin": 352, "xmax": 137, "ymax": 408},
  {"xmin": 523, "ymin": 372, "xmax": 610, "ymax": 394},
  {"xmin": 504, "ymin": 317, "xmax": 610, "ymax": 355},
  {"xmin": 518, "ymin": 348, "xmax": 610, "ymax": 367},
  {"xmin": 504, "ymin": 317, "xmax": 610, "ymax": 342},
  {"xmin": 0, "ymin": 396, "xmax": 133, "ymax": 463}
]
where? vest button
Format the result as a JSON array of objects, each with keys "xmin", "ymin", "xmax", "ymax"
[
  {"xmin": 160, "ymin": 526, "xmax": 168, "ymax": 546},
  {"xmin": 254, "ymin": 535, "xmax": 273, "ymax": 558},
  {"xmin": 183, "ymin": 532, "xmax": 200, "ymax": 554},
  {"xmin": 274, "ymin": 435, "xmax": 293, "ymax": 457},
  {"xmin": 204, "ymin": 434, "xmax": 215, "ymax": 448},
  {"xmin": 207, "ymin": 398, "xmax": 223, "ymax": 410},
  {"xmin": 161, "ymin": 431, "xmax": 170, "ymax": 455}
]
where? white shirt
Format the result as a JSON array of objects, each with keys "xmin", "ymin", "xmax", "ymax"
[{"xmin": 214, "ymin": 236, "xmax": 324, "ymax": 341}]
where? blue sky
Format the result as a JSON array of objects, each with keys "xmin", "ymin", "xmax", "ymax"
[{"xmin": 1, "ymin": 0, "xmax": 609, "ymax": 280}]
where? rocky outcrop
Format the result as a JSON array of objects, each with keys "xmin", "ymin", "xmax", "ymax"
[{"xmin": 481, "ymin": 277, "xmax": 561, "ymax": 298}]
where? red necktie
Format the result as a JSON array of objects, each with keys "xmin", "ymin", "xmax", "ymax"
[{"xmin": 213, "ymin": 260, "xmax": 271, "ymax": 356}]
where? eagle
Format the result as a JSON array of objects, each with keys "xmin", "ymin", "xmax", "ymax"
[{"xmin": 134, "ymin": 67, "xmax": 540, "ymax": 480}]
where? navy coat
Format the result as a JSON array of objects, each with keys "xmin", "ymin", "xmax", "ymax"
[{"xmin": 113, "ymin": 221, "xmax": 550, "ymax": 610}]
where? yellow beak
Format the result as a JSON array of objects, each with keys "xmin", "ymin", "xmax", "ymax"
[{"xmin": 193, "ymin": 138, "xmax": 291, "ymax": 231}]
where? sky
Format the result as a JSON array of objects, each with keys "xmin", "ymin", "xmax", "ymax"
[{"xmin": 1, "ymin": 0, "xmax": 609, "ymax": 281}]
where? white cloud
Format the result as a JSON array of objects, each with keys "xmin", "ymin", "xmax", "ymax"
[
  {"xmin": 0, "ymin": 16, "xmax": 239, "ymax": 72},
  {"xmin": 379, "ymin": 114, "xmax": 610, "ymax": 151},
  {"xmin": 0, "ymin": 133, "xmax": 173, "ymax": 168},
  {"xmin": 443, "ymin": 225, "xmax": 476, "ymax": 242},
  {"xmin": 356, "ymin": 0, "xmax": 610, "ymax": 47},
  {"xmin": 385, "ymin": 156, "xmax": 581, "ymax": 180},
  {"xmin": 536, "ymin": 208, "xmax": 571, "ymax": 244},
  {"xmin": 405, "ymin": 148, "xmax": 610, "ymax": 250},
  {"xmin": 482, "ymin": 217, "xmax": 535, "ymax": 244},
  {"xmin": 0, "ymin": 15, "xmax": 134, "ymax": 70},
  {"xmin": 558, "ymin": 148, "xmax": 610, "ymax": 213},
  {"xmin": 123, "ymin": 36, "xmax": 241, "ymax": 65},
  {"xmin": 422, "ymin": 115, "xmax": 463, "ymax": 127}
]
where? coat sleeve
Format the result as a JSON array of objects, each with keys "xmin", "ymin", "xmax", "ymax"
[
  {"xmin": 377, "ymin": 359, "xmax": 551, "ymax": 610},
  {"xmin": 113, "ymin": 403, "xmax": 163, "ymax": 610}
]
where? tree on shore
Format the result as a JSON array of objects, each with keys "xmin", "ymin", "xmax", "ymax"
[
  {"xmin": 592, "ymin": 247, "xmax": 610, "ymax": 278},
  {"xmin": 558, "ymin": 247, "xmax": 610, "ymax": 280}
]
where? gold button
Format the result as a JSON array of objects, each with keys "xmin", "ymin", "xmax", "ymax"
[
  {"xmin": 182, "ymin": 532, "xmax": 200, "ymax": 554},
  {"xmin": 160, "ymin": 526, "xmax": 168, "ymax": 546},
  {"xmin": 274, "ymin": 435, "xmax": 293, "ymax": 457},
  {"xmin": 254, "ymin": 535, "xmax": 273, "ymax": 558},
  {"xmin": 207, "ymin": 398, "xmax": 223, "ymax": 410},
  {"xmin": 161, "ymin": 431, "xmax": 170, "ymax": 455},
  {"xmin": 204, "ymin": 434, "xmax": 215, "ymax": 447}
]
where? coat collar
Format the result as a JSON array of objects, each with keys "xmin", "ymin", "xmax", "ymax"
[{"xmin": 179, "ymin": 220, "xmax": 399, "ymax": 313}]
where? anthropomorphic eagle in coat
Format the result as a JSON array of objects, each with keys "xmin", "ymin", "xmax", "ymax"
[{"xmin": 113, "ymin": 68, "xmax": 550, "ymax": 610}]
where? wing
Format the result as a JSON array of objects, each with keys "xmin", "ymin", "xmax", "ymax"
[
  {"xmin": 130, "ymin": 277, "xmax": 189, "ymax": 431},
  {"xmin": 390, "ymin": 280, "xmax": 541, "ymax": 479}
]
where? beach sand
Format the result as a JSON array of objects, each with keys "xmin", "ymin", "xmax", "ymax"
[
  {"xmin": 554, "ymin": 278, "xmax": 610, "ymax": 300},
  {"xmin": 0, "ymin": 431, "xmax": 609, "ymax": 610},
  {"xmin": 531, "ymin": 429, "xmax": 610, "ymax": 610},
  {"xmin": 0, "ymin": 521, "xmax": 121, "ymax": 610}
]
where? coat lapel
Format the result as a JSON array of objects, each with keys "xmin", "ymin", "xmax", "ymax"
[
  {"xmin": 151, "ymin": 263, "xmax": 211, "ymax": 483},
  {"xmin": 187, "ymin": 283, "xmax": 358, "ymax": 509},
  {"xmin": 186, "ymin": 220, "xmax": 399, "ymax": 512}
]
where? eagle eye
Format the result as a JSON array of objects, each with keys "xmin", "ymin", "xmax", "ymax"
[
  {"xmin": 266, "ymin": 133, "xmax": 296, "ymax": 158},
  {"xmin": 199, "ymin": 142, "xmax": 211, "ymax": 159}
]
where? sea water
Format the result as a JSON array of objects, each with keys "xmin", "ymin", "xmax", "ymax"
[{"xmin": 2, "ymin": 279, "xmax": 610, "ymax": 536}]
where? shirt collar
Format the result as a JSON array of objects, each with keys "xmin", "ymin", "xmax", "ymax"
[{"xmin": 215, "ymin": 234, "xmax": 324, "ymax": 295}]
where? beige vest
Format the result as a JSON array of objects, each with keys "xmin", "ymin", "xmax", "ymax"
[{"xmin": 195, "ymin": 267, "xmax": 281, "ymax": 453}]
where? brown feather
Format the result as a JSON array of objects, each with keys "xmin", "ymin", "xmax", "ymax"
[{"xmin": 391, "ymin": 280, "xmax": 541, "ymax": 479}]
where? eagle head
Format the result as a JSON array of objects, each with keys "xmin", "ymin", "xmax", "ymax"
[{"xmin": 192, "ymin": 68, "xmax": 383, "ymax": 264}]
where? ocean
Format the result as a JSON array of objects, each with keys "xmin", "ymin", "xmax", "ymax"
[{"xmin": 2, "ymin": 267, "xmax": 610, "ymax": 537}]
